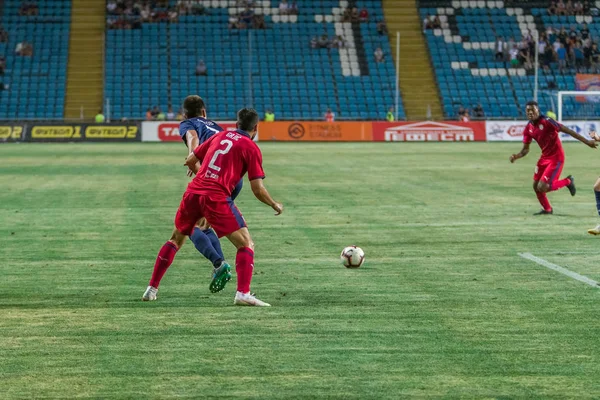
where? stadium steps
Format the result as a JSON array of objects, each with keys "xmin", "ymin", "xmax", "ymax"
[
  {"xmin": 382, "ymin": 0, "xmax": 443, "ymax": 120},
  {"xmin": 64, "ymin": 0, "xmax": 105, "ymax": 120}
]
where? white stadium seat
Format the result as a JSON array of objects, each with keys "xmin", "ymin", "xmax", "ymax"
[{"xmin": 314, "ymin": 15, "xmax": 323, "ymax": 23}]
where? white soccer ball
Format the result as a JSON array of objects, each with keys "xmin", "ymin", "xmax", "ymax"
[{"xmin": 340, "ymin": 246, "xmax": 365, "ymax": 268}]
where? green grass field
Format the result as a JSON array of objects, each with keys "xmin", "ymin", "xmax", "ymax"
[{"xmin": 2, "ymin": 142, "xmax": 600, "ymax": 398}]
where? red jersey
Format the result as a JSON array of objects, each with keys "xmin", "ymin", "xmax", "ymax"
[
  {"xmin": 522, "ymin": 115, "xmax": 564, "ymax": 160},
  {"xmin": 187, "ymin": 130, "xmax": 265, "ymax": 199}
]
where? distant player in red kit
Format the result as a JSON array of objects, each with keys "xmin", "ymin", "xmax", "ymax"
[
  {"xmin": 510, "ymin": 101, "xmax": 597, "ymax": 214},
  {"xmin": 143, "ymin": 108, "xmax": 283, "ymax": 306}
]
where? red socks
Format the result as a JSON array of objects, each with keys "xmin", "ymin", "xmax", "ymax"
[
  {"xmin": 149, "ymin": 242, "xmax": 178, "ymax": 288},
  {"xmin": 236, "ymin": 247, "xmax": 254, "ymax": 293},
  {"xmin": 536, "ymin": 192, "xmax": 552, "ymax": 212},
  {"xmin": 551, "ymin": 177, "xmax": 570, "ymax": 191}
]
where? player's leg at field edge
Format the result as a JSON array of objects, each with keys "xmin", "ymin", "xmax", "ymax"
[
  {"xmin": 189, "ymin": 217, "xmax": 224, "ymax": 267},
  {"xmin": 149, "ymin": 229, "xmax": 187, "ymax": 288},
  {"xmin": 594, "ymin": 178, "xmax": 600, "ymax": 214},
  {"xmin": 587, "ymin": 178, "xmax": 600, "ymax": 235},
  {"xmin": 226, "ymin": 227, "xmax": 255, "ymax": 293},
  {"xmin": 534, "ymin": 180, "xmax": 553, "ymax": 212}
]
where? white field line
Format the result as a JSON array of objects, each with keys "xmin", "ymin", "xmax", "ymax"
[{"xmin": 518, "ymin": 252, "xmax": 600, "ymax": 288}]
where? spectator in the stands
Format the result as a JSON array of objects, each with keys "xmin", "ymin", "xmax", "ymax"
[
  {"xmin": 140, "ymin": 5, "xmax": 151, "ymax": 22},
  {"xmin": 195, "ymin": 60, "xmax": 207, "ymax": 76},
  {"xmin": 543, "ymin": 41, "xmax": 555, "ymax": 71},
  {"xmin": 342, "ymin": 8, "xmax": 352, "ymax": 22},
  {"xmin": 556, "ymin": 0, "xmax": 567, "ymax": 15},
  {"xmin": 495, "ymin": 36, "xmax": 506, "ymax": 61},
  {"xmin": 279, "ymin": 0, "xmax": 290, "ymax": 15},
  {"xmin": 0, "ymin": 27, "xmax": 7, "ymax": 43},
  {"xmin": 507, "ymin": 36, "xmax": 516, "ymax": 53},
  {"xmin": 145, "ymin": 108, "xmax": 153, "ymax": 120},
  {"xmin": 229, "ymin": 15, "xmax": 243, "ymax": 29},
  {"xmin": 574, "ymin": 0, "xmax": 584, "ymax": 14},
  {"xmin": 264, "ymin": 109, "xmax": 275, "ymax": 122},
  {"xmin": 240, "ymin": 7, "xmax": 254, "ymax": 24},
  {"xmin": 573, "ymin": 42, "xmax": 585, "ymax": 70},
  {"xmin": 557, "ymin": 43, "xmax": 567, "ymax": 72},
  {"xmin": 537, "ymin": 37, "xmax": 547, "ymax": 58},
  {"xmin": 565, "ymin": 0, "xmax": 574, "ymax": 14},
  {"xmin": 95, "ymin": 110, "xmax": 105, "ymax": 124},
  {"xmin": 156, "ymin": 109, "xmax": 166, "ymax": 121},
  {"xmin": 167, "ymin": 106, "xmax": 175, "ymax": 120},
  {"xmin": 351, "ymin": 7, "xmax": 360, "ymax": 23},
  {"xmin": 0, "ymin": 57, "xmax": 5, "ymax": 75},
  {"xmin": 334, "ymin": 36, "xmax": 345, "ymax": 48},
  {"xmin": 107, "ymin": 0, "xmax": 118, "ymax": 15},
  {"xmin": 423, "ymin": 15, "xmax": 433, "ymax": 31},
  {"xmin": 252, "ymin": 14, "xmax": 267, "ymax": 29},
  {"xmin": 151, "ymin": 106, "xmax": 160, "ymax": 119},
  {"xmin": 176, "ymin": 109, "xmax": 184, "ymax": 121},
  {"xmin": 386, "ymin": 107, "xmax": 395, "ymax": 122},
  {"xmin": 317, "ymin": 35, "xmax": 330, "ymax": 48},
  {"xmin": 377, "ymin": 20, "xmax": 388, "ymax": 36},
  {"xmin": 15, "ymin": 41, "xmax": 33, "ymax": 56},
  {"xmin": 325, "ymin": 108, "xmax": 335, "ymax": 122},
  {"xmin": 591, "ymin": 43, "xmax": 600, "ymax": 72},
  {"xmin": 168, "ymin": 8, "xmax": 178, "ymax": 22},
  {"xmin": 374, "ymin": 47, "xmax": 384, "ymax": 63},
  {"xmin": 359, "ymin": 8, "xmax": 369, "ymax": 22},
  {"xmin": 509, "ymin": 45, "xmax": 519, "ymax": 67},
  {"xmin": 432, "ymin": 16, "xmax": 441, "ymax": 29},
  {"xmin": 19, "ymin": 1, "xmax": 39, "ymax": 16},
  {"xmin": 457, "ymin": 106, "xmax": 466, "ymax": 120},
  {"xmin": 579, "ymin": 23, "xmax": 590, "ymax": 41},
  {"xmin": 289, "ymin": 1, "xmax": 298, "ymax": 15},
  {"xmin": 473, "ymin": 104, "xmax": 484, "ymax": 119}
]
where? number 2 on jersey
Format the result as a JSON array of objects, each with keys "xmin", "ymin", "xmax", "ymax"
[{"xmin": 207, "ymin": 139, "xmax": 233, "ymax": 172}]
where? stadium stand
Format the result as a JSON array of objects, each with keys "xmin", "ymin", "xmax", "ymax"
[
  {"xmin": 105, "ymin": 0, "xmax": 404, "ymax": 121},
  {"xmin": 0, "ymin": 1, "xmax": 70, "ymax": 119},
  {"xmin": 419, "ymin": 0, "xmax": 600, "ymax": 119}
]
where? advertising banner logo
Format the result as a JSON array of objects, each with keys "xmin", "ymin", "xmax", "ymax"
[
  {"xmin": 259, "ymin": 122, "xmax": 372, "ymax": 141},
  {"xmin": 372, "ymin": 121, "xmax": 486, "ymax": 142}
]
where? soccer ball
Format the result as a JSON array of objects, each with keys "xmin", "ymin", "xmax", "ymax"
[{"xmin": 340, "ymin": 246, "xmax": 365, "ymax": 268}]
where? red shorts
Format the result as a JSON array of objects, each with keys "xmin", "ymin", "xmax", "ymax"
[
  {"xmin": 534, "ymin": 158, "xmax": 564, "ymax": 185},
  {"xmin": 174, "ymin": 192, "xmax": 247, "ymax": 238}
]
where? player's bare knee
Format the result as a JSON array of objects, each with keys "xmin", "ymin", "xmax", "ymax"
[
  {"xmin": 532, "ymin": 182, "xmax": 540, "ymax": 192},
  {"xmin": 538, "ymin": 183, "xmax": 550, "ymax": 193},
  {"xmin": 169, "ymin": 229, "xmax": 187, "ymax": 248},
  {"xmin": 594, "ymin": 179, "xmax": 600, "ymax": 191},
  {"xmin": 227, "ymin": 228, "xmax": 254, "ymax": 250}
]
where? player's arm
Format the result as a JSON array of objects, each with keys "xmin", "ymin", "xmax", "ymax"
[
  {"xmin": 185, "ymin": 130, "xmax": 201, "ymax": 176},
  {"xmin": 184, "ymin": 136, "xmax": 212, "ymax": 174},
  {"xmin": 185, "ymin": 129, "xmax": 200, "ymax": 151},
  {"xmin": 510, "ymin": 142, "xmax": 530, "ymax": 163},
  {"xmin": 560, "ymin": 125, "xmax": 598, "ymax": 148},
  {"xmin": 250, "ymin": 178, "xmax": 283, "ymax": 215}
]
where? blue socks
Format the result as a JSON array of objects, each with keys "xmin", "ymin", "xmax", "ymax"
[
  {"xmin": 190, "ymin": 227, "xmax": 223, "ymax": 268},
  {"xmin": 595, "ymin": 190, "xmax": 600, "ymax": 216},
  {"xmin": 203, "ymin": 228, "xmax": 224, "ymax": 260}
]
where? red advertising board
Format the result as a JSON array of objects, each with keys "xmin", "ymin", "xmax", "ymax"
[{"xmin": 372, "ymin": 121, "xmax": 486, "ymax": 142}]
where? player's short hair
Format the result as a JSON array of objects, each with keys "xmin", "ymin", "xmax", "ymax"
[
  {"xmin": 237, "ymin": 108, "xmax": 259, "ymax": 132},
  {"xmin": 526, "ymin": 101, "xmax": 539, "ymax": 108},
  {"xmin": 183, "ymin": 95, "xmax": 206, "ymax": 118}
]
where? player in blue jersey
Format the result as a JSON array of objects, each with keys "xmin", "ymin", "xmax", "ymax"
[{"xmin": 178, "ymin": 95, "xmax": 242, "ymax": 293}]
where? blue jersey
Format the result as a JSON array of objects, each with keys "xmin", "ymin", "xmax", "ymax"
[{"xmin": 179, "ymin": 117, "xmax": 224, "ymax": 146}]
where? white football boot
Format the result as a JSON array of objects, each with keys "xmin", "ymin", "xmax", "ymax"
[
  {"xmin": 588, "ymin": 225, "xmax": 600, "ymax": 235},
  {"xmin": 142, "ymin": 286, "xmax": 158, "ymax": 301},
  {"xmin": 234, "ymin": 291, "xmax": 271, "ymax": 307}
]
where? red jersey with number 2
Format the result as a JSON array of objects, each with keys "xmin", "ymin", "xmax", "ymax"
[
  {"xmin": 187, "ymin": 130, "xmax": 265, "ymax": 199},
  {"xmin": 522, "ymin": 116, "xmax": 564, "ymax": 160}
]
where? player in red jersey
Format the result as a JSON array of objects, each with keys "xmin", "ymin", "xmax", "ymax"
[
  {"xmin": 143, "ymin": 108, "xmax": 283, "ymax": 306},
  {"xmin": 510, "ymin": 101, "xmax": 597, "ymax": 214}
]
